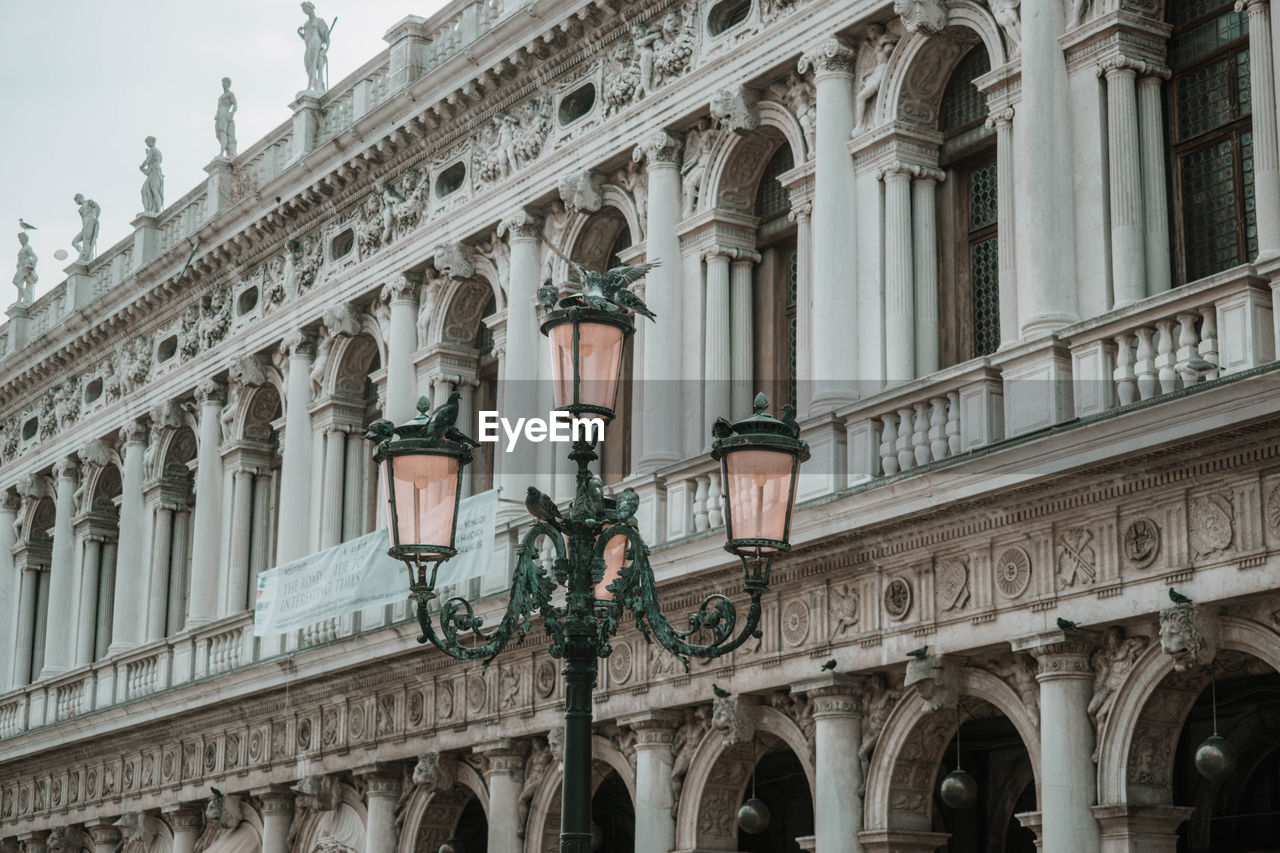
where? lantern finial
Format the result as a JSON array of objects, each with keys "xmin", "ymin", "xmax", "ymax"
[
  {"xmin": 753, "ymin": 392, "xmax": 769, "ymax": 414},
  {"xmin": 416, "ymin": 395, "xmax": 431, "ymax": 415}
]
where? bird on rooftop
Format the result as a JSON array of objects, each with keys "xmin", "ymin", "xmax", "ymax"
[
  {"xmin": 712, "ymin": 417, "xmax": 733, "ymax": 440},
  {"xmin": 820, "ymin": 659, "xmax": 837, "ymax": 672},
  {"xmin": 1169, "ymin": 588, "xmax": 1193, "ymax": 605},
  {"xmin": 540, "ymin": 233, "xmax": 658, "ymax": 318},
  {"xmin": 712, "ymin": 683, "xmax": 731, "ymax": 698},
  {"xmin": 781, "ymin": 403, "xmax": 800, "ymax": 438},
  {"xmin": 906, "ymin": 646, "xmax": 929, "ymax": 659},
  {"xmin": 18, "ymin": 219, "xmax": 36, "ymax": 230},
  {"xmin": 1057, "ymin": 617, "xmax": 1079, "ymax": 632}
]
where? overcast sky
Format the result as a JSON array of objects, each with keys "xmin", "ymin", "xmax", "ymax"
[{"xmin": 0, "ymin": 1, "xmax": 449, "ymax": 302}]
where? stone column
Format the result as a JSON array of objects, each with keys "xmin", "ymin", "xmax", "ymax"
[
  {"xmin": 1015, "ymin": 0, "xmax": 1078, "ymax": 336},
  {"xmin": 226, "ymin": 468, "xmax": 254, "ymax": 613},
  {"xmin": 87, "ymin": 822, "xmax": 122, "ymax": 853},
  {"xmin": 165, "ymin": 806, "xmax": 203, "ymax": 853},
  {"xmin": 1101, "ymin": 60, "xmax": 1146, "ymax": 306},
  {"xmin": 257, "ymin": 786, "xmax": 295, "ymax": 853},
  {"xmin": 12, "ymin": 565, "xmax": 40, "ymax": 686},
  {"xmin": 0, "ymin": 491, "xmax": 18, "ymax": 691},
  {"xmin": 248, "ymin": 473, "xmax": 273, "ymax": 598},
  {"xmin": 146, "ymin": 505, "xmax": 174, "ymax": 641},
  {"xmin": 730, "ymin": 251, "xmax": 759, "ymax": 417},
  {"xmin": 633, "ymin": 131, "xmax": 685, "ymax": 470},
  {"xmin": 1240, "ymin": 0, "xmax": 1280, "ymax": 256},
  {"xmin": 790, "ymin": 201, "xmax": 814, "ymax": 413},
  {"xmin": 987, "ymin": 108, "xmax": 1019, "ymax": 348},
  {"xmin": 110, "ymin": 421, "xmax": 148, "ymax": 653},
  {"xmin": 704, "ymin": 250, "xmax": 732, "ymax": 433},
  {"xmin": 1137, "ymin": 72, "xmax": 1172, "ymax": 294},
  {"xmin": 1023, "ymin": 637, "xmax": 1100, "ymax": 853},
  {"xmin": 795, "ymin": 675, "xmax": 864, "ymax": 853},
  {"xmin": 167, "ymin": 509, "xmax": 192, "ymax": 633},
  {"xmin": 277, "ymin": 332, "xmax": 316, "ymax": 564},
  {"xmin": 912, "ymin": 172, "xmax": 941, "ymax": 375},
  {"xmin": 500, "ymin": 211, "xmax": 546, "ymax": 492},
  {"xmin": 800, "ymin": 38, "xmax": 859, "ymax": 407},
  {"xmin": 187, "ymin": 380, "xmax": 226, "ymax": 627},
  {"xmin": 1092, "ymin": 804, "xmax": 1193, "ymax": 851},
  {"xmin": 96, "ymin": 539, "xmax": 117, "ymax": 660},
  {"xmin": 478, "ymin": 741, "xmax": 526, "ymax": 853},
  {"xmin": 343, "ymin": 432, "xmax": 367, "ymax": 540},
  {"xmin": 884, "ymin": 167, "xmax": 915, "ymax": 384},
  {"xmin": 41, "ymin": 456, "xmax": 79, "ymax": 678},
  {"xmin": 358, "ymin": 767, "xmax": 402, "ymax": 853},
  {"xmin": 321, "ymin": 427, "xmax": 347, "ymax": 550},
  {"xmin": 622, "ymin": 712, "xmax": 681, "ymax": 853},
  {"xmin": 385, "ymin": 275, "xmax": 420, "ymax": 424},
  {"xmin": 75, "ymin": 534, "xmax": 103, "ymax": 665}
]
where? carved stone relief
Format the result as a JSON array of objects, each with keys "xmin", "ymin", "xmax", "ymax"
[
  {"xmin": 935, "ymin": 558, "xmax": 970, "ymax": 611},
  {"xmin": 1056, "ymin": 527, "xmax": 1097, "ymax": 589},
  {"xmin": 995, "ymin": 546, "xmax": 1032, "ymax": 598},
  {"xmin": 1189, "ymin": 492, "xmax": 1234, "ymax": 559},
  {"xmin": 1123, "ymin": 517, "xmax": 1161, "ymax": 568},
  {"xmin": 884, "ymin": 576, "xmax": 913, "ymax": 620}
]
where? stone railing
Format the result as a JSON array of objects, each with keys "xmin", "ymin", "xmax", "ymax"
[
  {"xmin": 660, "ymin": 455, "xmax": 725, "ymax": 543},
  {"xmin": 841, "ymin": 359, "xmax": 1005, "ymax": 481},
  {"xmin": 0, "ymin": 699, "xmax": 22, "ymax": 739},
  {"xmin": 157, "ymin": 189, "xmax": 210, "ymax": 256},
  {"xmin": 52, "ymin": 676, "xmax": 90, "ymax": 722},
  {"xmin": 197, "ymin": 619, "xmax": 252, "ymax": 678},
  {"xmin": 1063, "ymin": 266, "xmax": 1275, "ymax": 417}
]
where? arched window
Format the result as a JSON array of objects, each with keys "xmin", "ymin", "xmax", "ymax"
[
  {"xmin": 1166, "ymin": 0, "xmax": 1255, "ymax": 282},
  {"xmin": 753, "ymin": 144, "xmax": 797, "ymax": 409},
  {"xmin": 937, "ymin": 46, "xmax": 999, "ymax": 365}
]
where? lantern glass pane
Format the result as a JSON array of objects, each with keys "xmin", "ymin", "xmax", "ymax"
[
  {"xmin": 549, "ymin": 323, "xmax": 576, "ymax": 409},
  {"xmin": 594, "ymin": 534, "xmax": 628, "ymax": 600},
  {"xmin": 576, "ymin": 321, "xmax": 625, "ymax": 410},
  {"xmin": 724, "ymin": 448, "xmax": 794, "ymax": 549},
  {"xmin": 388, "ymin": 453, "xmax": 461, "ymax": 549}
]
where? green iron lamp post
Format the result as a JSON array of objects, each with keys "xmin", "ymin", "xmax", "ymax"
[{"xmin": 370, "ymin": 296, "xmax": 808, "ymax": 853}]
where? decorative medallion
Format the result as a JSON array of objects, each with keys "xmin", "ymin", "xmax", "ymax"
[
  {"xmin": 437, "ymin": 683, "xmax": 455, "ymax": 719},
  {"xmin": 349, "ymin": 704, "xmax": 367, "ymax": 739},
  {"xmin": 936, "ymin": 559, "xmax": 970, "ymax": 611},
  {"xmin": 995, "ymin": 547, "xmax": 1032, "ymax": 598},
  {"xmin": 1056, "ymin": 527, "xmax": 1097, "ymax": 589},
  {"xmin": 535, "ymin": 659, "xmax": 556, "ymax": 698},
  {"xmin": 1189, "ymin": 493, "xmax": 1234, "ymax": 558},
  {"xmin": 609, "ymin": 640, "xmax": 633, "ymax": 684},
  {"xmin": 321, "ymin": 708, "xmax": 338, "ymax": 747},
  {"xmin": 1267, "ymin": 484, "xmax": 1280, "ymax": 538},
  {"xmin": 122, "ymin": 760, "xmax": 134, "ymax": 791},
  {"xmin": 204, "ymin": 742, "xmax": 217, "ymax": 772},
  {"xmin": 296, "ymin": 718, "xmax": 313, "ymax": 751},
  {"xmin": 781, "ymin": 599, "xmax": 811, "ymax": 646},
  {"xmin": 226, "ymin": 733, "xmax": 240, "ymax": 769},
  {"xmin": 408, "ymin": 690, "xmax": 425, "ymax": 727},
  {"xmin": 51, "ymin": 778, "xmax": 63, "ymax": 805},
  {"xmin": 830, "ymin": 582, "xmax": 860, "ymax": 637},
  {"xmin": 160, "ymin": 751, "xmax": 175, "ymax": 782},
  {"xmin": 467, "ymin": 673, "xmax": 487, "ymax": 714},
  {"xmin": 884, "ymin": 577, "xmax": 913, "ymax": 620},
  {"xmin": 1123, "ymin": 517, "xmax": 1160, "ymax": 568}
]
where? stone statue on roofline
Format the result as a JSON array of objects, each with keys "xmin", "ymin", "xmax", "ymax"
[
  {"xmin": 13, "ymin": 232, "xmax": 37, "ymax": 305},
  {"xmin": 215, "ymin": 77, "xmax": 238, "ymax": 159},
  {"xmin": 139, "ymin": 136, "xmax": 164, "ymax": 215},
  {"xmin": 299, "ymin": 2, "xmax": 332, "ymax": 93},
  {"xmin": 73, "ymin": 194, "xmax": 100, "ymax": 263}
]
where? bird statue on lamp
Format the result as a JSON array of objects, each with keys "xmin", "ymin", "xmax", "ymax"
[{"xmin": 539, "ymin": 233, "xmax": 659, "ymax": 320}]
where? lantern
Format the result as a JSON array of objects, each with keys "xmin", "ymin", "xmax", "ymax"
[
  {"xmin": 593, "ymin": 533, "xmax": 629, "ymax": 600},
  {"xmin": 541, "ymin": 307, "xmax": 633, "ymax": 420},
  {"xmin": 710, "ymin": 394, "xmax": 809, "ymax": 584}
]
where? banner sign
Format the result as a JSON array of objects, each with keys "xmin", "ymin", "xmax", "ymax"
[{"xmin": 253, "ymin": 489, "xmax": 499, "ymax": 636}]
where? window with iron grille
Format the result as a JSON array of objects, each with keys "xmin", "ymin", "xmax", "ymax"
[
  {"xmin": 1166, "ymin": 0, "xmax": 1256, "ymax": 282},
  {"xmin": 756, "ymin": 146, "xmax": 795, "ymax": 219}
]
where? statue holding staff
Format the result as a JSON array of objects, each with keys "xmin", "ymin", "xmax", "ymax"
[
  {"xmin": 298, "ymin": 3, "xmax": 332, "ymax": 93},
  {"xmin": 215, "ymin": 77, "xmax": 238, "ymax": 158},
  {"xmin": 139, "ymin": 136, "xmax": 164, "ymax": 214}
]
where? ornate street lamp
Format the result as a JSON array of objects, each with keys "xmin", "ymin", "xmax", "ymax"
[{"xmin": 369, "ymin": 274, "xmax": 808, "ymax": 853}]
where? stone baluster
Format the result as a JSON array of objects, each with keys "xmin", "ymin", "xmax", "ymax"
[
  {"xmin": 385, "ymin": 275, "xmax": 420, "ymax": 423},
  {"xmin": 1100, "ymin": 59, "xmax": 1147, "ymax": 306},
  {"xmin": 986, "ymin": 107, "xmax": 1019, "ymax": 347},
  {"xmin": 800, "ymin": 38, "xmax": 860, "ymax": 408},
  {"xmin": 928, "ymin": 397, "xmax": 949, "ymax": 461},
  {"xmin": 277, "ymin": 331, "xmax": 316, "ymax": 565},
  {"xmin": 880, "ymin": 413, "xmax": 899, "ymax": 476},
  {"xmin": 884, "ymin": 166, "xmax": 916, "ymax": 384},
  {"xmin": 110, "ymin": 421, "xmax": 148, "ymax": 653},
  {"xmin": 795, "ymin": 676, "xmax": 864, "ymax": 853},
  {"xmin": 1174, "ymin": 312, "xmax": 1202, "ymax": 385},
  {"xmin": 946, "ymin": 391, "xmax": 962, "ymax": 456},
  {"xmin": 41, "ymin": 456, "xmax": 79, "ymax": 678},
  {"xmin": 730, "ymin": 251, "xmax": 759, "ymax": 416},
  {"xmin": 1113, "ymin": 334, "xmax": 1137, "ymax": 405},
  {"xmin": 912, "ymin": 402, "xmax": 930, "ymax": 467},
  {"xmin": 1137, "ymin": 71, "xmax": 1172, "ymax": 294},
  {"xmin": 1154, "ymin": 319, "xmax": 1177, "ymax": 394},
  {"xmin": 895, "ymin": 406, "xmax": 915, "ymax": 472},
  {"xmin": 188, "ymin": 379, "xmax": 226, "ymax": 627},
  {"xmin": 1238, "ymin": 0, "xmax": 1280, "ymax": 256},
  {"xmin": 913, "ymin": 171, "xmax": 942, "ymax": 375},
  {"xmin": 707, "ymin": 470, "xmax": 723, "ymax": 528},
  {"xmin": 1134, "ymin": 328, "xmax": 1157, "ymax": 400},
  {"xmin": 693, "ymin": 476, "xmax": 710, "ymax": 532},
  {"xmin": 623, "ymin": 712, "xmax": 682, "ymax": 853},
  {"xmin": 704, "ymin": 250, "xmax": 733, "ymax": 437},
  {"xmin": 1198, "ymin": 308, "xmax": 1219, "ymax": 378}
]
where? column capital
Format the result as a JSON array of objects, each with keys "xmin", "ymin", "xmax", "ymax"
[
  {"xmin": 84, "ymin": 824, "xmax": 121, "ymax": 848},
  {"xmin": 1097, "ymin": 56, "xmax": 1169, "ymax": 80},
  {"xmin": 1235, "ymin": 0, "xmax": 1269, "ymax": 13},
  {"xmin": 195, "ymin": 379, "xmax": 227, "ymax": 406},
  {"xmin": 161, "ymin": 805, "xmax": 204, "ymax": 830},
  {"xmin": 879, "ymin": 162, "xmax": 946, "ymax": 183},
  {"xmin": 619, "ymin": 710, "xmax": 683, "ymax": 745},
  {"xmin": 474, "ymin": 738, "xmax": 528, "ymax": 775},
  {"xmin": 632, "ymin": 130, "xmax": 683, "ymax": 167},
  {"xmin": 788, "ymin": 200, "xmax": 813, "ymax": 222},
  {"xmin": 119, "ymin": 419, "xmax": 149, "ymax": 446},
  {"xmin": 353, "ymin": 764, "xmax": 403, "ymax": 797},
  {"xmin": 252, "ymin": 784, "xmax": 296, "ymax": 813},
  {"xmin": 53, "ymin": 455, "xmax": 79, "ymax": 482},
  {"xmin": 382, "ymin": 273, "xmax": 421, "ymax": 304},
  {"xmin": 280, "ymin": 330, "xmax": 317, "ymax": 360},
  {"xmin": 498, "ymin": 209, "xmax": 544, "ymax": 241},
  {"xmin": 792, "ymin": 673, "xmax": 865, "ymax": 718},
  {"xmin": 985, "ymin": 105, "xmax": 1015, "ymax": 129},
  {"xmin": 798, "ymin": 37, "xmax": 857, "ymax": 77},
  {"xmin": 729, "ymin": 248, "xmax": 762, "ymax": 266},
  {"xmin": 1013, "ymin": 630, "xmax": 1095, "ymax": 680}
]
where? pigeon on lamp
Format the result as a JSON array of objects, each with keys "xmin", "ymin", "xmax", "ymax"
[
  {"xmin": 444, "ymin": 426, "xmax": 481, "ymax": 447},
  {"xmin": 609, "ymin": 285, "xmax": 657, "ymax": 321},
  {"xmin": 1057, "ymin": 617, "xmax": 1079, "ymax": 632},
  {"xmin": 820, "ymin": 659, "xmax": 837, "ymax": 672},
  {"xmin": 712, "ymin": 417, "xmax": 734, "ymax": 440},
  {"xmin": 614, "ymin": 487, "xmax": 639, "ymax": 523},
  {"xmin": 364, "ymin": 418, "xmax": 396, "ymax": 443},
  {"xmin": 537, "ymin": 279, "xmax": 560, "ymax": 312},
  {"xmin": 1170, "ymin": 588, "xmax": 1193, "ymax": 605},
  {"xmin": 712, "ymin": 683, "xmax": 731, "ymax": 698},
  {"xmin": 18, "ymin": 219, "xmax": 37, "ymax": 230},
  {"xmin": 526, "ymin": 486, "xmax": 564, "ymax": 525},
  {"xmin": 781, "ymin": 403, "xmax": 800, "ymax": 438},
  {"xmin": 425, "ymin": 391, "xmax": 461, "ymax": 437},
  {"xmin": 906, "ymin": 646, "xmax": 929, "ymax": 659}
]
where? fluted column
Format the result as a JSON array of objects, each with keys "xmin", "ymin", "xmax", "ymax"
[
  {"xmin": 75, "ymin": 534, "xmax": 103, "ymax": 665},
  {"xmin": 1240, "ymin": 0, "xmax": 1280, "ymax": 256},
  {"xmin": 633, "ymin": 131, "xmax": 684, "ymax": 470},
  {"xmin": 359, "ymin": 768, "xmax": 401, "ymax": 853},
  {"xmin": 478, "ymin": 741, "xmax": 525, "ymax": 853},
  {"xmin": 1015, "ymin": 0, "xmax": 1078, "ymax": 336},
  {"xmin": 622, "ymin": 712, "xmax": 681, "ymax": 853},
  {"xmin": 277, "ymin": 332, "xmax": 316, "ymax": 564},
  {"xmin": 187, "ymin": 379, "xmax": 226, "ymax": 627},
  {"xmin": 790, "ymin": 201, "xmax": 814, "ymax": 412},
  {"xmin": 321, "ymin": 426, "xmax": 347, "ymax": 550},
  {"xmin": 40, "ymin": 456, "xmax": 79, "ymax": 678},
  {"xmin": 226, "ymin": 468, "xmax": 254, "ymax": 613},
  {"xmin": 730, "ymin": 251, "xmax": 758, "ymax": 416},
  {"xmin": 1137, "ymin": 72, "xmax": 1172, "ymax": 294},
  {"xmin": 884, "ymin": 167, "xmax": 915, "ymax": 384},
  {"xmin": 500, "ymin": 211, "xmax": 546, "ymax": 492},
  {"xmin": 386, "ymin": 275, "xmax": 420, "ymax": 423},
  {"xmin": 796, "ymin": 675, "xmax": 864, "ymax": 853},
  {"xmin": 912, "ymin": 173, "xmax": 941, "ymax": 375},
  {"xmin": 0, "ymin": 491, "xmax": 18, "ymax": 690},
  {"xmin": 258, "ymin": 787, "xmax": 295, "ymax": 853},
  {"xmin": 704, "ymin": 250, "xmax": 732, "ymax": 433},
  {"xmin": 800, "ymin": 38, "xmax": 859, "ymax": 407},
  {"xmin": 1101, "ymin": 60, "xmax": 1146, "ymax": 306},
  {"xmin": 146, "ymin": 504, "xmax": 174, "ymax": 641},
  {"xmin": 1027, "ymin": 638, "xmax": 1100, "ymax": 853},
  {"xmin": 987, "ymin": 108, "xmax": 1019, "ymax": 348},
  {"xmin": 110, "ymin": 421, "xmax": 148, "ymax": 653},
  {"xmin": 165, "ymin": 806, "xmax": 203, "ymax": 853}
]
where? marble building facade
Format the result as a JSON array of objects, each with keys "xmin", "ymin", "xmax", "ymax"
[{"xmin": 2, "ymin": 0, "xmax": 1280, "ymax": 851}]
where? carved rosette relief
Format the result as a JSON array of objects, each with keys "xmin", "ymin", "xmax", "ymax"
[
  {"xmin": 1189, "ymin": 493, "xmax": 1234, "ymax": 559},
  {"xmin": 781, "ymin": 598, "xmax": 811, "ymax": 646},
  {"xmin": 1056, "ymin": 527, "xmax": 1097, "ymax": 589},
  {"xmin": 534, "ymin": 659, "xmax": 556, "ymax": 698},
  {"xmin": 883, "ymin": 577, "xmax": 913, "ymax": 620},
  {"xmin": 608, "ymin": 640, "xmax": 633, "ymax": 684},
  {"xmin": 995, "ymin": 546, "xmax": 1032, "ymax": 598}
]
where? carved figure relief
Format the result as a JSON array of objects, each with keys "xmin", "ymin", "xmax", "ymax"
[
  {"xmin": 680, "ymin": 119, "xmax": 720, "ymax": 216},
  {"xmin": 858, "ymin": 673, "xmax": 902, "ymax": 792},
  {"xmin": 830, "ymin": 582, "xmax": 860, "ymax": 637},
  {"xmin": 995, "ymin": 546, "xmax": 1032, "ymax": 598},
  {"xmin": 711, "ymin": 694, "xmax": 758, "ymax": 744},
  {"xmin": 853, "ymin": 24, "xmax": 900, "ymax": 129},
  {"xmin": 884, "ymin": 576, "xmax": 913, "ymax": 620},
  {"xmin": 517, "ymin": 739, "xmax": 553, "ymax": 837},
  {"xmin": 1087, "ymin": 626, "xmax": 1149, "ymax": 754},
  {"xmin": 604, "ymin": 36, "xmax": 641, "ymax": 115},
  {"xmin": 709, "ymin": 87, "xmax": 759, "ymax": 134},
  {"xmin": 936, "ymin": 558, "xmax": 970, "ymax": 611},
  {"xmin": 1189, "ymin": 493, "xmax": 1234, "ymax": 559},
  {"xmin": 670, "ymin": 706, "xmax": 711, "ymax": 817},
  {"xmin": 1267, "ymin": 483, "xmax": 1280, "ymax": 539},
  {"xmin": 1056, "ymin": 527, "xmax": 1097, "ymax": 589},
  {"xmin": 984, "ymin": 653, "xmax": 1040, "ymax": 721},
  {"xmin": 904, "ymin": 654, "xmax": 960, "ymax": 712}
]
